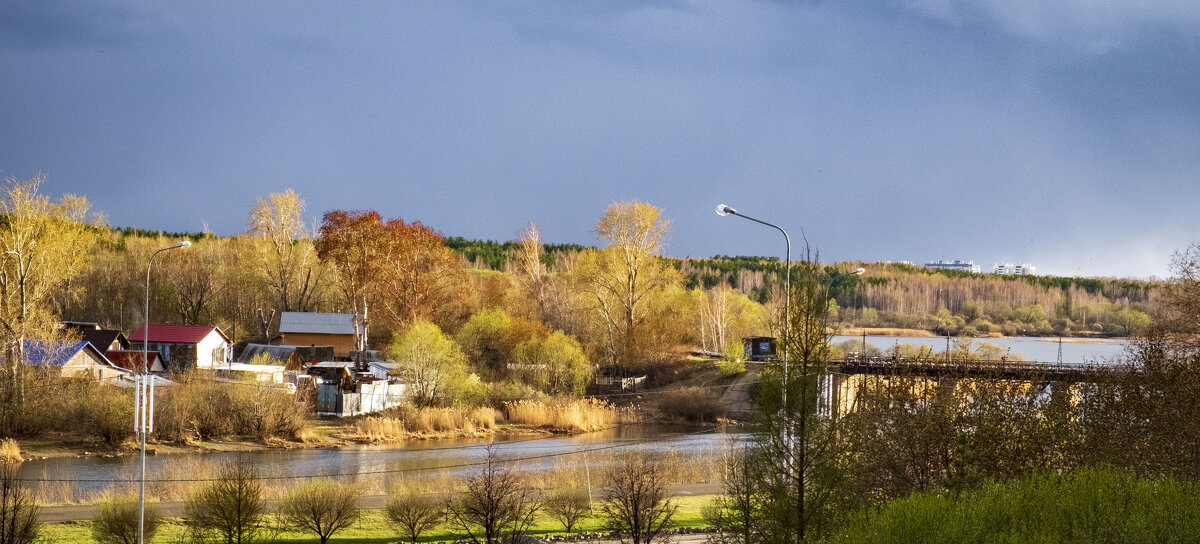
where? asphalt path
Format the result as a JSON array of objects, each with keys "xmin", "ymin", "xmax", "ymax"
[{"xmin": 40, "ymin": 483, "xmax": 721, "ymax": 523}]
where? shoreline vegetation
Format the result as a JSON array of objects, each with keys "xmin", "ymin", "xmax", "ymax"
[{"xmin": 10, "ymin": 398, "xmax": 650, "ymax": 462}]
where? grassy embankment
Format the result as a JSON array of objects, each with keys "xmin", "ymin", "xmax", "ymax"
[
  {"xmin": 40, "ymin": 494, "xmax": 715, "ymax": 543},
  {"xmin": 830, "ymin": 467, "xmax": 1200, "ymax": 543}
]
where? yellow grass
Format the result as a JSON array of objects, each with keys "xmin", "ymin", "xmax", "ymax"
[
  {"xmin": 503, "ymin": 398, "xmax": 616, "ymax": 432},
  {"xmin": 357, "ymin": 417, "xmax": 407, "ymax": 441},
  {"xmin": 470, "ymin": 407, "xmax": 497, "ymax": 430},
  {"xmin": 0, "ymin": 438, "xmax": 21, "ymax": 463}
]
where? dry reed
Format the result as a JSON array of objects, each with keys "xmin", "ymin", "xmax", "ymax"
[
  {"xmin": 0, "ymin": 438, "xmax": 20, "ymax": 463},
  {"xmin": 357, "ymin": 417, "xmax": 407, "ymax": 441},
  {"xmin": 503, "ymin": 398, "xmax": 616, "ymax": 432}
]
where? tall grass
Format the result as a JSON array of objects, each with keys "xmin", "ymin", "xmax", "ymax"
[
  {"xmin": 503, "ymin": 398, "xmax": 617, "ymax": 432},
  {"xmin": 356, "ymin": 406, "xmax": 499, "ymax": 441},
  {"xmin": 831, "ymin": 467, "xmax": 1200, "ymax": 544},
  {"xmin": 0, "ymin": 438, "xmax": 20, "ymax": 463}
]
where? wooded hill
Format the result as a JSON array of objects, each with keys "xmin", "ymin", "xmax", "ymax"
[{"xmin": 449, "ymin": 239, "xmax": 1160, "ymax": 338}]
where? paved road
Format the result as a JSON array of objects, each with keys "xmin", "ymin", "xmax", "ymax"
[{"xmin": 40, "ymin": 483, "xmax": 721, "ymax": 523}]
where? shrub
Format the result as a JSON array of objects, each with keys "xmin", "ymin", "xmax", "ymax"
[
  {"xmin": 386, "ymin": 487, "xmax": 445, "ymax": 543},
  {"xmin": 543, "ymin": 488, "xmax": 590, "ymax": 534},
  {"xmin": 656, "ymin": 387, "xmax": 724, "ymax": 422},
  {"xmin": 0, "ymin": 462, "xmax": 39, "ymax": 544},
  {"xmin": 91, "ymin": 495, "xmax": 163, "ymax": 544},
  {"xmin": 447, "ymin": 446, "xmax": 540, "ymax": 544},
  {"xmin": 599, "ymin": 451, "xmax": 677, "ymax": 544},
  {"xmin": 279, "ymin": 479, "xmax": 362, "ymax": 544},
  {"xmin": 184, "ymin": 459, "xmax": 270, "ymax": 543}
]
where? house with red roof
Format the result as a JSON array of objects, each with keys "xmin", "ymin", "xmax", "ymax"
[{"xmin": 129, "ymin": 324, "xmax": 231, "ymax": 373}]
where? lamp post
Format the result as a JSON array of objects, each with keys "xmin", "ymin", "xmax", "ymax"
[
  {"xmin": 138, "ymin": 240, "xmax": 190, "ymax": 544},
  {"xmin": 715, "ymin": 204, "xmax": 792, "ymax": 409}
]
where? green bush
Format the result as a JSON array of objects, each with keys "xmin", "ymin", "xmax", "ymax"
[{"xmin": 831, "ymin": 467, "xmax": 1200, "ymax": 544}]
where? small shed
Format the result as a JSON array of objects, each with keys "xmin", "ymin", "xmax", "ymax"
[{"xmin": 743, "ymin": 336, "xmax": 777, "ymax": 361}]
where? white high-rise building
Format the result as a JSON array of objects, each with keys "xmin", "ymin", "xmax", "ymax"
[{"xmin": 993, "ymin": 263, "xmax": 1036, "ymax": 275}]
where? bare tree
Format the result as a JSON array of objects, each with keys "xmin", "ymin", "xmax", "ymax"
[
  {"xmin": 0, "ymin": 462, "xmax": 39, "ymax": 544},
  {"xmin": 599, "ymin": 451, "xmax": 677, "ymax": 544},
  {"xmin": 543, "ymin": 488, "xmax": 590, "ymax": 534},
  {"xmin": 385, "ymin": 488, "xmax": 445, "ymax": 543},
  {"xmin": 279, "ymin": 479, "xmax": 362, "ymax": 544},
  {"xmin": 183, "ymin": 459, "xmax": 270, "ymax": 544},
  {"xmin": 446, "ymin": 445, "xmax": 541, "ymax": 544}
]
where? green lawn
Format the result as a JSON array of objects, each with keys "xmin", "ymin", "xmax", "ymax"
[{"xmin": 41, "ymin": 495, "xmax": 714, "ymax": 543}]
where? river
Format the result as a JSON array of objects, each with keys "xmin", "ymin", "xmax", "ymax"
[{"xmin": 20, "ymin": 424, "xmax": 745, "ymax": 501}]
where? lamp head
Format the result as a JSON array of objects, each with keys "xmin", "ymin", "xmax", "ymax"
[
  {"xmin": 715, "ymin": 204, "xmax": 735, "ymax": 217},
  {"xmin": 176, "ymin": 240, "xmax": 192, "ymax": 248},
  {"xmin": 852, "ymin": 267, "xmax": 866, "ymax": 275}
]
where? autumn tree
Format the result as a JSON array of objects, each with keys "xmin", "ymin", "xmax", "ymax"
[
  {"xmin": 377, "ymin": 218, "xmax": 466, "ymax": 328},
  {"xmin": 574, "ymin": 201, "xmax": 680, "ymax": 369},
  {"xmin": 248, "ymin": 189, "xmax": 324, "ymax": 314},
  {"xmin": 317, "ymin": 210, "xmax": 465, "ymax": 338},
  {"xmin": 0, "ymin": 175, "xmax": 101, "ymax": 434},
  {"xmin": 316, "ymin": 210, "xmax": 387, "ymax": 343}
]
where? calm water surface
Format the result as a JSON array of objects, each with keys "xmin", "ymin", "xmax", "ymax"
[{"xmin": 21, "ymin": 424, "xmax": 743, "ymax": 499}]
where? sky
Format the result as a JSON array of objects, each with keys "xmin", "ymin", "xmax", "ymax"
[{"xmin": 2, "ymin": 1, "xmax": 1198, "ymax": 279}]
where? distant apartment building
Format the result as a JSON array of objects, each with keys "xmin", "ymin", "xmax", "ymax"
[
  {"xmin": 993, "ymin": 263, "xmax": 1037, "ymax": 275},
  {"xmin": 924, "ymin": 260, "xmax": 981, "ymax": 274}
]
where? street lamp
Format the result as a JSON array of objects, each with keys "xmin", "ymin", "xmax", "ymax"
[
  {"xmin": 138, "ymin": 240, "xmax": 190, "ymax": 544},
  {"xmin": 715, "ymin": 204, "xmax": 792, "ymax": 409}
]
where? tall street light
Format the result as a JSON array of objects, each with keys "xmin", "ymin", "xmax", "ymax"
[
  {"xmin": 715, "ymin": 204, "xmax": 792, "ymax": 409},
  {"xmin": 138, "ymin": 240, "xmax": 190, "ymax": 544}
]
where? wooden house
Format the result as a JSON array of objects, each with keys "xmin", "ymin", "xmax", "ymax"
[{"xmin": 278, "ymin": 312, "xmax": 356, "ymax": 358}]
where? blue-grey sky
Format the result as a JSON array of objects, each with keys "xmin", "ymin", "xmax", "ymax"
[{"xmin": 2, "ymin": 1, "xmax": 1198, "ymax": 278}]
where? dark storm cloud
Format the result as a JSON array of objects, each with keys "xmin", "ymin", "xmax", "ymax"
[{"xmin": 1, "ymin": 1, "xmax": 1197, "ymax": 278}]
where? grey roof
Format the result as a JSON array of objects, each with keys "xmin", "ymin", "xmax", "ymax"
[{"xmin": 278, "ymin": 312, "xmax": 355, "ymax": 335}]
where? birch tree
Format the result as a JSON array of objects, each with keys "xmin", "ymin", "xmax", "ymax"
[{"xmin": 248, "ymin": 189, "xmax": 324, "ymax": 313}]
